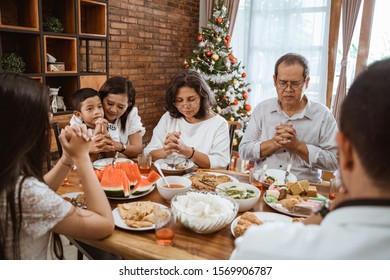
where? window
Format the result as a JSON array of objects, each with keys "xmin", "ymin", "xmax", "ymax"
[{"xmin": 231, "ymin": 0, "xmax": 331, "ymax": 107}]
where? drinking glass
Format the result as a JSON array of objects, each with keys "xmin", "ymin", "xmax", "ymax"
[
  {"xmin": 249, "ymin": 168, "xmax": 263, "ymax": 192},
  {"xmin": 329, "ymin": 178, "xmax": 342, "ymax": 200},
  {"xmin": 155, "ymin": 208, "xmax": 175, "ymax": 246},
  {"xmin": 137, "ymin": 154, "xmax": 152, "ymax": 174}
]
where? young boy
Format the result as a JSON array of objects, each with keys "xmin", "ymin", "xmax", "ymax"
[{"xmin": 70, "ymin": 88, "xmax": 120, "ymax": 159}]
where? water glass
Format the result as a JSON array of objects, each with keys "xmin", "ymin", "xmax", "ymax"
[
  {"xmin": 329, "ymin": 178, "xmax": 342, "ymax": 200},
  {"xmin": 137, "ymin": 154, "xmax": 152, "ymax": 174},
  {"xmin": 249, "ymin": 168, "xmax": 263, "ymax": 192},
  {"xmin": 155, "ymin": 208, "xmax": 175, "ymax": 246}
]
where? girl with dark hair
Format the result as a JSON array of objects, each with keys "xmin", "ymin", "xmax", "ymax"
[
  {"xmin": 97, "ymin": 76, "xmax": 145, "ymax": 158},
  {"xmin": 144, "ymin": 69, "xmax": 230, "ymax": 169},
  {"xmin": 0, "ymin": 73, "xmax": 114, "ymax": 259}
]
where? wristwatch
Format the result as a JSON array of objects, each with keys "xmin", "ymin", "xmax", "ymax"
[
  {"xmin": 314, "ymin": 199, "xmax": 331, "ymax": 218},
  {"xmin": 119, "ymin": 143, "xmax": 127, "ymax": 153}
]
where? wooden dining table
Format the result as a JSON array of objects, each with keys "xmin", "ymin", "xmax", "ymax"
[{"xmin": 57, "ymin": 168, "xmax": 330, "ymax": 260}]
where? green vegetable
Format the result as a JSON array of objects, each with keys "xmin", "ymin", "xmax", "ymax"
[{"xmin": 219, "ymin": 185, "xmax": 257, "ymax": 199}]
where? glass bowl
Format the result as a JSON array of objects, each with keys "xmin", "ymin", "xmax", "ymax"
[{"xmin": 171, "ymin": 191, "xmax": 239, "ymax": 234}]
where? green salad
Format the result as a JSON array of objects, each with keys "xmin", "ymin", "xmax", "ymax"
[{"xmin": 219, "ymin": 185, "xmax": 257, "ymax": 199}]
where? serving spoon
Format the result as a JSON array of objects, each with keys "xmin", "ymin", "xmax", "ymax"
[{"xmin": 154, "ymin": 162, "xmax": 170, "ymax": 188}]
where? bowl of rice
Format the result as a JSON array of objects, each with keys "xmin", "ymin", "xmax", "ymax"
[{"xmin": 170, "ymin": 191, "xmax": 239, "ymax": 234}]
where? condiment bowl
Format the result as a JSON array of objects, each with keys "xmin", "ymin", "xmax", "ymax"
[
  {"xmin": 216, "ymin": 182, "xmax": 261, "ymax": 212},
  {"xmin": 156, "ymin": 176, "xmax": 192, "ymax": 202}
]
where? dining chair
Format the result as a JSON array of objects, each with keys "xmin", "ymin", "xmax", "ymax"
[{"xmin": 227, "ymin": 121, "xmax": 242, "ymax": 170}]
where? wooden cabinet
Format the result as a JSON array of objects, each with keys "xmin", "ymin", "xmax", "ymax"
[{"xmin": 0, "ymin": 0, "xmax": 108, "ymax": 114}]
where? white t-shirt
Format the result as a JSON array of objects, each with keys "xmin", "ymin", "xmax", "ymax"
[
  {"xmin": 230, "ymin": 206, "xmax": 390, "ymax": 259},
  {"xmin": 114, "ymin": 107, "xmax": 145, "ymax": 145},
  {"xmin": 144, "ymin": 112, "xmax": 230, "ymax": 169},
  {"xmin": 2, "ymin": 177, "xmax": 72, "ymax": 259}
]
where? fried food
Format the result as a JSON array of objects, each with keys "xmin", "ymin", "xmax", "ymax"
[
  {"xmin": 189, "ymin": 169, "xmax": 233, "ymax": 191},
  {"xmin": 118, "ymin": 201, "xmax": 165, "ymax": 228},
  {"xmin": 233, "ymin": 212, "xmax": 264, "ymax": 238}
]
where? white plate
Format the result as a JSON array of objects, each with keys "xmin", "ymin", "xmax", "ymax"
[
  {"xmin": 106, "ymin": 184, "xmax": 155, "ymax": 200},
  {"xmin": 61, "ymin": 192, "xmax": 86, "ymax": 209},
  {"xmin": 253, "ymin": 168, "xmax": 297, "ymax": 185},
  {"xmin": 93, "ymin": 158, "xmax": 134, "ymax": 170},
  {"xmin": 155, "ymin": 157, "xmax": 195, "ymax": 174},
  {"xmin": 184, "ymin": 171, "xmax": 239, "ymax": 183},
  {"xmin": 263, "ymin": 193, "xmax": 326, "ymax": 218},
  {"xmin": 230, "ymin": 212, "xmax": 292, "ymax": 237},
  {"xmin": 112, "ymin": 202, "xmax": 168, "ymax": 231}
]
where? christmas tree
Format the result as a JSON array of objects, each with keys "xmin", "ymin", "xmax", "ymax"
[{"xmin": 184, "ymin": 0, "xmax": 251, "ymax": 149}]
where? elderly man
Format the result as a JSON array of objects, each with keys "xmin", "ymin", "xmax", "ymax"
[
  {"xmin": 239, "ymin": 53, "xmax": 338, "ymax": 182},
  {"xmin": 231, "ymin": 58, "xmax": 390, "ymax": 259}
]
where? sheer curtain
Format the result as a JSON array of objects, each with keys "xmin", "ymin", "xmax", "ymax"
[
  {"xmin": 332, "ymin": 0, "xmax": 363, "ymax": 124},
  {"xmin": 231, "ymin": 0, "xmax": 332, "ymax": 107}
]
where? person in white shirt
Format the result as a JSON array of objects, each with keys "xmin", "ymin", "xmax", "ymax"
[
  {"xmin": 144, "ymin": 69, "xmax": 230, "ymax": 169},
  {"xmin": 0, "ymin": 73, "xmax": 114, "ymax": 259},
  {"xmin": 97, "ymin": 76, "xmax": 145, "ymax": 158},
  {"xmin": 230, "ymin": 58, "xmax": 390, "ymax": 260},
  {"xmin": 239, "ymin": 53, "xmax": 338, "ymax": 182}
]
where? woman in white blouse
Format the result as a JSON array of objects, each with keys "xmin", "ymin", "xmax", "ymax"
[
  {"xmin": 144, "ymin": 69, "xmax": 230, "ymax": 169},
  {"xmin": 96, "ymin": 76, "xmax": 145, "ymax": 158}
]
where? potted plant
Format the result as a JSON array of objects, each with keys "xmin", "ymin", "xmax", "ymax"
[
  {"xmin": 1, "ymin": 53, "xmax": 26, "ymax": 73},
  {"xmin": 43, "ymin": 17, "xmax": 64, "ymax": 33}
]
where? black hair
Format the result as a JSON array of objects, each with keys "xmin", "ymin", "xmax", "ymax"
[
  {"xmin": 274, "ymin": 53, "xmax": 310, "ymax": 79},
  {"xmin": 0, "ymin": 72, "xmax": 63, "ymax": 259},
  {"xmin": 99, "ymin": 76, "xmax": 135, "ymax": 132},
  {"xmin": 164, "ymin": 69, "xmax": 216, "ymax": 119},
  {"xmin": 340, "ymin": 58, "xmax": 390, "ymax": 188},
  {"xmin": 72, "ymin": 88, "xmax": 100, "ymax": 111}
]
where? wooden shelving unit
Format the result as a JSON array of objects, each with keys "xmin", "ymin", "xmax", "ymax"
[{"xmin": 0, "ymin": 0, "xmax": 109, "ymax": 113}]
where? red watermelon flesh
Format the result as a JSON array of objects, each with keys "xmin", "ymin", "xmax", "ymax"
[
  {"xmin": 100, "ymin": 168, "xmax": 129, "ymax": 197},
  {"xmin": 128, "ymin": 163, "xmax": 142, "ymax": 180},
  {"xmin": 132, "ymin": 177, "xmax": 152, "ymax": 195},
  {"xmin": 146, "ymin": 170, "xmax": 160, "ymax": 184}
]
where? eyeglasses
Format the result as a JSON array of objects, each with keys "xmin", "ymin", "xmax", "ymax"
[
  {"xmin": 276, "ymin": 80, "xmax": 305, "ymax": 90},
  {"xmin": 174, "ymin": 98, "xmax": 200, "ymax": 108}
]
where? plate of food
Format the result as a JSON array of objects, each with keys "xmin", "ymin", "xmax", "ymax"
[
  {"xmin": 93, "ymin": 158, "xmax": 133, "ymax": 170},
  {"xmin": 231, "ymin": 211, "xmax": 292, "ymax": 238},
  {"xmin": 253, "ymin": 168, "xmax": 297, "ymax": 187},
  {"xmin": 112, "ymin": 201, "xmax": 168, "ymax": 231},
  {"xmin": 155, "ymin": 155, "xmax": 194, "ymax": 175},
  {"xmin": 263, "ymin": 180, "xmax": 326, "ymax": 217},
  {"xmin": 61, "ymin": 192, "xmax": 87, "ymax": 209},
  {"xmin": 106, "ymin": 185, "xmax": 155, "ymax": 200},
  {"xmin": 184, "ymin": 169, "xmax": 239, "ymax": 191}
]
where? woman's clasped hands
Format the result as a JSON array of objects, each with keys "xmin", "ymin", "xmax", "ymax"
[{"xmin": 163, "ymin": 131, "xmax": 192, "ymax": 158}]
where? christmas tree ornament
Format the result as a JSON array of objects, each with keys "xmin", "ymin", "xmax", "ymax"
[
  {"xmin": 197, "ymin": 34, "xmax": 203, "ymax": 42},
  {"xmin": 206, "ymin": 51, "xmax": 212, "ymax": 57},
  {"xmin": 216, "ymin": 17, "xmax": 223, "ymax": 24},
  {"xmin": 242, "ymin": 72, "xmax": 247, "ymax": 78},
  {"xmin": 225, "ymin": 35, "xmax": 231, "ymax": 41},
  {"xmin": 244, "ymin": 104, "xmax": 252, "ymax": 111},
  {"xmin": 211, "ymin": 54, "xmax": 219, "ymax": 61}
]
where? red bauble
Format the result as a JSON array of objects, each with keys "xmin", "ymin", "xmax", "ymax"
[
  {"xmin": 225, "ymin": 35, "xmax": 231, "ymax": 41},
  {"xmin": 206, "ymin": 51, "xmax": 212, "ymax": 57},
  {"xmin": 197, "ymin": 34, "xmax": 203, "ymax": 42},
  {"xmin": 184, "ymin": 64, "xmax": 190, "ymax": 69},
  {"xmin": 233, "ymin": 100, "xmax": 239, "ymax": 105},
  {"xmin": 244, "ymin": 104, "xmax": 252, "ymax": 111},
  {"xmin": 242, "ymin": 91, "xmax": 248, "ymax": 100},
  {"xmin": 242, "ymin": 72, "xmax": 247, "ymax": 78},
  {"xmin": 216, "ymin": 17, "xmax": 223, "ymax": 24}
]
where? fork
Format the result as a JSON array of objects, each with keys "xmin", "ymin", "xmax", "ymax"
[{"xmin": 284, "ymin": 163, "xmax": 292, "ymax": 183}]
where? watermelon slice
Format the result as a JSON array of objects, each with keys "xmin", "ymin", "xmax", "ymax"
[
  {"xmin": 146, "ymin": 170, "xmax": 160, "ymax": 184},
  {"xmin": 100, "ymin": 168, "xmax": 130, "ymax": 197},
  {"xmin": 132, "ymin": 177, "xmax": 153, "ymax": 195}
]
